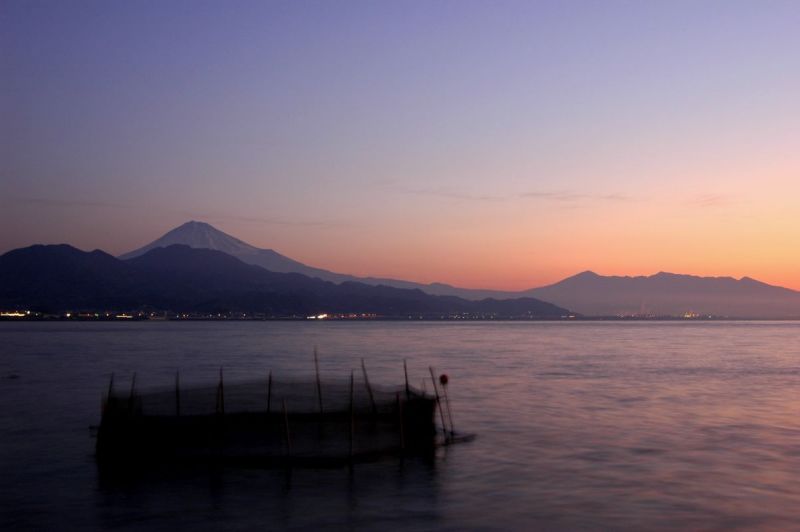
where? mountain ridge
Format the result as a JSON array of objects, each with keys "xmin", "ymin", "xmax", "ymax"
[
  {"xmin": 527, "ymin": 269, "xmax": 800, "ymax": 318},
  {"xmin": 1, "ymin": 244, "xmax": 570, "ymax": 318},
  {"xmin": 113, "ymin": 221, "xmax": 800, "ymax": 318}
]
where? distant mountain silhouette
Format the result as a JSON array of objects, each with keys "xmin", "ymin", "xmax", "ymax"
[
  {"xmin": 114, "ymin": 222, "xmax": 800, "ymax": 318},
  {"xmin": 119, "ymin": 221, "xmax": 521, "ymax": 298},
  {"xmin": 0, "ymin": 244, "xmax": 140, "ymax": 310},
  {"xmin": 0, "ymin": 244, "xmax": 570, "ymax": 318},
  {"xmin": 526, "ymin": 270, "xmax": 800, "ymax": 318}
]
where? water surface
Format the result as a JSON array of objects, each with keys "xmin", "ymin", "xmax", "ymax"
[{"xmin": 2, "ymin": 321, "xmax": 800, "ymax": 530}]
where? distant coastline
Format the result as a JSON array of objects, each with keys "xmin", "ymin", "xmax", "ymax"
[
  {"xmin": 3, "ymin": 311, "xmax": 796, "ymax": 322},
  {"xmin": 3, "ymin": 221, "xmax": 800, "ymax": 320}
]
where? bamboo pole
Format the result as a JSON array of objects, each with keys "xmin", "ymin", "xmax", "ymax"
[
  {"xmin": 361, "ymin": 358, "xmax": 377, "ymax": 417},
  {"xmin": 282, "ymin": 399, "xmax": 291, "ymax": 457},
  {"xmin": 403, "ymin": 359, "xmax": 410, "ymax": 400},
  {"xmin": 397, "ymin": 392, "xmax": 405, "ymax": 451},
  {"xmin": 129, "ymin": 372, "xmax": 136, "ymax": 411},
  {"xmin": 217, "ymin": 366, "xmax": 225, "ymax": 416},
  {"xmin": 314, "ymin": 347, "xmax": 323, "ymax": 415},
  {"xmin": 349, "ymin": 370, "xmax": 355, "ymax": 459},
  {"xmin": 175, "ymin": 371, "xmax": 180, "ymax": 416},
  {"xmin": 441, "ymin": 380, "xmax": 455, "ymax": 436},
  {"xmin": 267, "ymin": 370, "xmax": 272, "ymax": 414},
  {"xmin": 102, "ymin": 372, "xmax": 114, "ymax": 416},
  {"xmin": 429, "ymin": 367, "xmax": 449, "ymax": 442}
]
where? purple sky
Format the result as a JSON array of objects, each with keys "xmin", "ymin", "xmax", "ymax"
[{"xmin": 2, "ymin": 1, "xmax": 799, "ymax": 289}]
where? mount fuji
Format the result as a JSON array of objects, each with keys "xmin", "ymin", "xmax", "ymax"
[
  {"xmin": 118, "ymin": 221, "xmax": 800, "ymax": 318},
  {"xmin": 119, "ymin": 221, "xmax": 517, "ymax": 298}
]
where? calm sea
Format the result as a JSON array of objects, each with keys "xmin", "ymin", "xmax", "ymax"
[{"xmin": 2, "ymin": 321, "xmax": 800, "ymax": 530}]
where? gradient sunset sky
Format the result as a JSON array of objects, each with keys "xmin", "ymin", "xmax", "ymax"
[{"xmin": 2, "ymin": 1, "xmax": 799, "ymax": 290}]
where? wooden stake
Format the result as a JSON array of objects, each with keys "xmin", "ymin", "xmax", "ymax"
[
  {"xmin": 403, "ymin": 359, "xmax": 410, "ymax": 400},
  {"xmin": 314, "ymin": 347, "xmax": 323, "ymax": 415},
  {"xmin": 361, "ymin": 358, "xmax": 377, "ymax": 417},
  {"xmin": 442, "ymin": 381, "xmax": 455, "ymax": 436},
  {"xmin": 349, "ymin": 370, "xmax": 355, "ymax": 459},
  {"xmin": 175, "ymin": 371, "xmax": 180, "ymax": 416},
  {"xmin": 397, "ymin": 392, "xmax": 405, "ymax": 451},
  {"xmin": 217, "ymin": 366, "xmax": 225, "ymax": 416},
  {"xmin": 429, "ymin": 367, "xmax": 449, "ymax": 442},
  {"xmin": 129, "ymin": 372, "xmax": 136, "ymax": 409},
  {"xmin": 282, "ymin": 399, "xmax": 291, "ymax": 456},
  {"xmin": 107, "ymin": 372, "xmax": 115, "ymax": 400},
  {"xmin": 267, "ymin": 370, "xmax": 272, "ymax": 414}
]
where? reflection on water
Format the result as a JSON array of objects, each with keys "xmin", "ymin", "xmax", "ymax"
[
  {"xmin": 95, "ymin": 458, "xmax": 440, "ymax": 530},
  {"xmin": 2, "ymin": 321, "xmax": 800, "ymax": 529}
]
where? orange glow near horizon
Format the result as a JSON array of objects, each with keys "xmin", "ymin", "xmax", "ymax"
[
  {"xmin": 4, "ymin": 178, "xmax": 799, "ymax": 293},
  {"xmin": 254, "ymin": 171, "xmax": 800, "ymax": 292},
  {"xmin": 5, "ymin": 167, "xmax": 798, "ymax": 293}
]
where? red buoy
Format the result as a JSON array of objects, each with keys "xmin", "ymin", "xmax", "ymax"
[{"xmin": 439, "ymin": 374, "xmax": 449, "ymax": 386}]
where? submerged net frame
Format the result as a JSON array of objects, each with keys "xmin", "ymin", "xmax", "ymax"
[
  {"xmin": 121, "ymin": 376, "xmax": 421, "ymax": 417},
  {"xmin": 97, "ymin": 363, "xmax": 445, "ymax": 466},
  {"xmin": 104, "ymin": 361, "xmax": 434, "ymax": 417}
]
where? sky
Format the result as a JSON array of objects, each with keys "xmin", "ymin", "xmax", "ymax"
[{"xmin": 2, "ymin": 1, "xmax": 799, "ymax": 290}]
